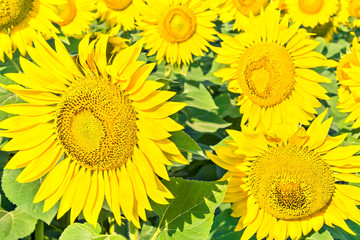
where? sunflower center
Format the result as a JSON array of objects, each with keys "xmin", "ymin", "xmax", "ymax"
[
  {"xmin": 249, "ymin": 145, "xmax": 335, "ymax": 220},
  {"xmin": 237, "ymin": 43, "xmax": 295, "ymax": 107},
  {"xmin": 160, "ymin": 7, "xmax": 197, "ymax": 43},
  {"xmin": 298, "ymin": 0, "xmax": 324, "ymax": 14},
  {"xmin": 232, "ymin": 0, "xmax": 269, "ymax": 16},
  {"xmin": 55, "ymin": 75, "xmax": 138, "ymax": 171},
  {"xmin": 349, "ymin": 0, "xmax": 360, "ymax": 17},
  {"xmin": 0, "ymin": 0, "xmax": 33, "ymax": 29},
  {"xmin": 103, "ymin": 0, "xmax": 132, "ymax": 11},
  {"xmin": 54, "ymin": 0, "xmax": 77, "ymax": 26}
]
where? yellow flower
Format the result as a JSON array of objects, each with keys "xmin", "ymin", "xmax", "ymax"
[
  {"xmin": 215, "ymin": 0, "xmax": 270, "ymax": 31},
  {"xmin": 284, "ymin": 0, "xmax": 339, "ymax": 28},
  {"xmin": 96, "ymin": 0, "xmax": 143, "ymax": 31},
  {"xmin": 137, "ymin": 0, "xmax": 218, "ymax": 65},
  {"xmin": 208, "ymin": 110, "xmax": 360, "ymax": 240},
  {"xmin": 349, "ymin": 0, "xmax": 360, "ymax": 27},
  {"xmin": 337, "ymin": 36, "xmax": 360, "ymax": 128},
  {"xmin": 0, "ymin": 35, "xmax": 188, "ymax": 227},
  {"xmin": 53, "ymin": 0, "xmax": 96, "ymax": 38},
  {"xmin": 0, "ymin": 0, "xmax": 60, "ymax": 61},
  {"xmin": 214, "ymin": 6, "xmax": 331, "ymax": 130}
]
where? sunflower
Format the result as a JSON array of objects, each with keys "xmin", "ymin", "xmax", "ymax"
[
  {"xmin": 137, "ymin": 0, "xmax": 218, "ymax": 65},
  {"xmin": 333, "ymin": 0, "xmax": 351, "ymax": 27},
  {"xmin": 215, "ymin": 0, "xmax": 270, "ymax": 31},
  {"xmin": 285, "ymin": 0, "xmax": 339, "ymax": 28},
  {"xmin": 0, "ymin": 35, "xmax": 188, "ymax": 227},
  {"xmin": 214, "ymin": 6, "xmax": 332, "ymax": 130},
  {"xmin": 337, "ymin": 36, "xmax": 360, "ymax": 128},
  {"xmin": 96, "ymin": 0, "xmax": 143, "ymax": 31},
  {"xmin": 349, "ymin": 0, "xmax": 360, "ymax": 27},
  {"xmin": 207, "ymin": 110, "xmax": 360, "ymax": 240},
  {"xmin": 0, "ymin": 0, "xmax": 61, "ymax": 61},
  {"xmin": 53, "ymin": 0, "xmax": 96, "ymax": 38}
]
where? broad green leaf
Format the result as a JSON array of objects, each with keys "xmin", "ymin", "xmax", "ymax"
[
  {"xmin": 325, "ymin": 220, "xmax": 360, "ymax": 240},
  {"xmin": 173, "ymin": 81, "xmax": 218, "ymax": 110},
  {"xmin": 169, "ymin": 131, "xmax": 204, "ymax": 156},
  {"xmin": 139, "ymin": 222, "xmax": 157, "ymax": 240},
  {"xmin": 213, "ymin": 93, "xmax": 240, "ymax": 118},
  {"xmin": 208, "ymin": 209, "xmax": 242, "ymax": 240},
  {"xmin": 185, "ymin": 108, "xmax": 231, "ymax": 133},
  {"xmin": 60, "ymin": 223, "xmax": 101, "ymax": 240},
  {"xmin": 151, "ymin": 178, "xmax": 227, "ymax": 240},
  {"xmin": 306, "ymin": 229, "xmax": 334, "ymax": 240},
  {"xmin": 0, "ymin": 207, "xmax": 12, "ymax": 239},
  {"xmin": 1, "ymin": 169, "xmax": 59, "ymax": 224},
  {"xmin": 60, "ymin": 223, "xmax": 127, "ymax": 240},
  {"xmin": 0, "ymin": 207, "xmax": 37, "ymax": 240}
]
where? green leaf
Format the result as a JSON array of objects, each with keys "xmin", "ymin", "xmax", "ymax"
[
  {"xmin": 1, "ymin": 169, "xmax": 59, "ymax": 224},
  {"xmin": 185, "ymin": 108, "xmax": 231, "ymax": 133},
  {"xmin": 0, "ymin": 207, "xmax": 12, "ymax": 239},
  {"xmin": 139, "ymin": 222, "xmax": 157, "ymax": 240},
  {"xmin": 306, "ymin": 229, "xmax": 334, "ymax": 240},
  {"xmin": 169, "ymin": 131, "xmax": 204, "ymax": 156},
  {"xmin": 0, "ymin": 207, "xmax": 37, "ymax": 240},
  {"xmin": 151, "ymin": 178, "xmax": 227, "ymax": 240},
  {"xmin": 213, "ymin": 93, "xmax": 240, "ymax": 118},
  {"xmin": 173, "ymin": 81, "xmax": 218, "ymax": 111},
  {"xmin": 60, "ymin": 223, "xmax": 127, "ymax": 240},
  {"xmin": 325, "ymin": 220, "xmax": 360, "ymax": 240},
  {"xmin": 208, "ymin": 209, "xmax": 242, "ymax": 240}
]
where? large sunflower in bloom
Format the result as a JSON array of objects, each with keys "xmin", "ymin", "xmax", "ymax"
[
  {"xmin": 337, "ymin": 36, "xmax": 360, "ymax": 128},
  {"xmin": 0, "ymin": 35, "xmax": 188, "ymax": 227},
  {"xmin": 53, "ymin": 0, "xmax": 96, "ymax": 38},
  {"xmin": 137, "ymin": 0, "xmax": 218, "ymax": 65},
  {"xmin": 96, "ymin": 0, "xmax": 143, "ymax": 31},
  {"xmin": 215, "ymin": 0, "xmax": 270, "ymax": 31},
  {"xmin": 208, "ymin": 110, "xmax": 360, "ymax": 240},
  {"xmin": 215, "ymin": 7, "xmax": 332, "ymax": 130},
  {"xmin": 0, "ymin": 0, "xmax": 60, "ymax": 61},
  {"xmin": 285, "ymin": 0, "xmax": 339, "ymax": 28}
]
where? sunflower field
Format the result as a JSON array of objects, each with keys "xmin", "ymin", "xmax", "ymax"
[{"xmin": 1, "ymin": 0, "xmax": 360, "ymax": 240}]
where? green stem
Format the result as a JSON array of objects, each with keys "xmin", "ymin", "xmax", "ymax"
[
  {"xmin": 124, "ymin": 31, "xmax": 130, "ymax": 40},
  {"xmin": 34, "ymin": 220, "xmax": 44, "ymax": 240},
  {"xmin": 6, "ymin": 56, "xmax": 22, "ymax": 73},
  {"xmin": 128, "ymin": 221, "xmax": 139, "ymax": 240},
  {"xmin": 151, "ymin": 229, "xmax": 161, "ymax": 240}
]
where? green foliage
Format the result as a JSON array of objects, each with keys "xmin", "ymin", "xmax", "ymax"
[
  {"xmin": 1, "ymin": 169, "xmax": 59, "ymax": 224},
  {"xmin": 0, "ymin": 207, "xmax": 37, "ymax": 240},
  {"xmin": 150, "ymin": 178, "xmax": 227, "ymax": 240},
  {"xmin": 60, "ymin": 223, "xmax": 127, "ymax": 240}
]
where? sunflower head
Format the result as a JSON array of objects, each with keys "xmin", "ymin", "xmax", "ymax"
[
  {"xmin": 216, "ymin": 0, "xmax": 270, "ymax": 30},
  {"xmin": 137, "ymin": 0, "xmax": 218, "ymax": 65},
  {"xmin": 285, "ymin": 0, "xmax": 339, "ymax": 28},
  {"xmin": 0, "ymin": 34, "xmax": 188, "ymax": 227},
  {"xmin": 0, "ymin": 0, "xmax": 33, "ymax": 29},
  {"xmin": 208, "ymin": 110, "xmax": 360, "ymax": 240},
  {"xmin": 214, "ymin": 6, "xmax": 331, "ymax": 130}
]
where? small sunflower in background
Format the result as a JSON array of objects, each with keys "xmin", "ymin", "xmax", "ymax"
[
  {"xmin": 0, "ymin": 0, "xmax": 61, "ymax": 61},
  {"xmin": 137, "ymin": 0, "xmax": 218, "ymax": 65},
  {"xmin": 215, "ymin": 0, "xmax": 270, "ymax": 31},
  {"xmin": 348, "ymin": 0, "xmax": 360, "ymax": 27},
  {"xmin": 284, "ymin": 0, "xmax": 339, "ymax": 28},
  {"xmin": 0, "ymin": 35, "xmax": 188, "ymax": 227},
  {"xmin": 337, "ymin": 36, "xmax": 360, "ymax": 128},
  {"xmin": 53, "ymin": 0, "xmax": 96, "ymax": 38},
  {"xmin": 214, "ymin": 6, "xmax": 332, "ymax": 130},
  {"xmin": 208, "ymin": 110, "xmax": 360, "ymax": 240},
  {"xmin": 96, "ymin": 0, "xmax": 143, "ymax": 31}
]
